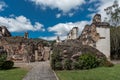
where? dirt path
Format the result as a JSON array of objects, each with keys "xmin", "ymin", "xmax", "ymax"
[{"xmin": 22, "ymin": 61, "xmax": 57, "ymax": 80}]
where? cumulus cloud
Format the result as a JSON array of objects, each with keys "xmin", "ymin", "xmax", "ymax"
[
  {"xmin": 88, "ymin": 0, "xmax": 120, "ymax": 20},
  {"xmin": 40, "ymin": 36, "xmax": 67, "ymax": 41},
  {"xmin": 0, "ymin": 15, "xmax": 45, "ymax": 32},
  {"xmin": 88, "ymin": 0, "xmax": 97, "ymax": 3},
  {"xmin": 40, "ymin": 21, "xmax": 89, "ymax": 40},
  {"xmin": 29, "ymin": 0, "xmax": 85, "ymax": 13},
  {"xmin": 48, "ymin": 21, "xmax": 89, "ymax": 36},
  {"xmin": 97, "ymin": 0, "xmax": 115, "ymax": 20},
  {"xmin": 0, "ymin": 1, "xmax": 7, "ymax": 11},
  {"xmin": 88, "ymin": 7, "xmax": 96, "ymax": 12},
  {"xmin": 68, "ymin": 13, "xmax": 74, "ymax": 17},
  {"xmin": 56, "ymin": 13, "xmax": 61, "ymax": 18}
]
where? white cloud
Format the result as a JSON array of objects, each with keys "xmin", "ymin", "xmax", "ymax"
[
  {"xmin": 88, "ymin": 0, "xmax": 120, "ymax": 21},
  {"xmin": 48, "ymin": 21, "xmax": 89, "ymax": 36},
  {"xmin": 40, "ymin": 36, "xmax": 67, "ymax": 41},
  {"xmin": 56, "ymin": 14, "xmax": 61, "ymax": 18},
  {"xmin": 0, "ymin": 15, "xmax": 45, "ymax": 32},
  {"xmin": 40, "ymin": 21, "xmax": 89, "ymax": 40},
  {"xmin": 88, "ymin": 0, "xmax": 97, "ymax": 3},
  {"xmin": 88, "ymin": 7, "xmax": 96, "ymax": 12},
  {"xmin": 30, "ymin": 0, "xmax": 85, "ymax": 13},
  {"xmin": 68, "ymin": 13, "xmax": 74, "ymax": 17},
  {"xmin": 97, "ymin": 0, "xmax": 115, "ymax": 20},
  {"xmin": 0, "ymin": 1, "xmax": 7, "ymax": 11}
]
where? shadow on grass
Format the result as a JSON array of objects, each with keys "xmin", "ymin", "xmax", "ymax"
[{"xmin": 0, "ymin": 67, "xmax": 20, "ymax": 70}]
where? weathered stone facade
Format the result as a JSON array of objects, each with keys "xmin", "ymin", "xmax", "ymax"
[
  {"xmin": 79, "ymin": 14, "xmax": 110, "ymax": 59},
  {"xmin": 0, "ymin": 27, "xmax": 49, "ymax": 62},
  {"xmin": 65, "ymin": 14, "xmax": 110, "ymax": 59},
  {"xmin": 0, "ymin": 26, "xmax": 11, "ymax": 37},
  {"xmin": 67, "ymin": 27, "xmax": 78, "ymax": 40},
  {"xmin": 56, "ymin": 36, "xmax": 61, "ymax": 43}
]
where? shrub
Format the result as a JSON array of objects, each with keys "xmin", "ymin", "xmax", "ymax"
[
  {"xmin": 72, "ymin": 61, "xmax": 80, "ymax": 70},
  {"xmin": 64, "ymin": 59, "xmax": 72, "ymax": 70},
  {"xmin": 1, "ymin": 60, "xmax": 14, "ymax": 69},
  {"xmin": 79, "ymin": 53, "xmax": 99, "ymax": 69},
  {"xmin": 51, "ymin": 49, "xmax": 62, "ymax": 70},
  {"xmin": 55, "ymin": 62, "xmax": 63, "ymax": 70},
  {"xmin": 0, "ymin": 54, "xmax": 7, "ymax": 66},
  {"xmin": 51, "ymin": 55, "xmax": 56, "ymax": 70}
]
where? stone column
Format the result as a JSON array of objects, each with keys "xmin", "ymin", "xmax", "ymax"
[{"xmin": 35, "ymin": 50, "xmax": 38, "ymax": 61}]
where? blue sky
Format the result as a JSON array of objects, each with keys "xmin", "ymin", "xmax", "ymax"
[{"xmin": 0, "ymin": 0, "xmax": 117, "ymax": 40}]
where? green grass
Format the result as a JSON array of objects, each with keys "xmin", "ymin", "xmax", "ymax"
[
  {"xmin": 0, "ymin": 68, "xmax": 28, "ymax": 80},
  {"xmin": 56, "ymin": 64, "xmax": 120, "ymax": 80}
]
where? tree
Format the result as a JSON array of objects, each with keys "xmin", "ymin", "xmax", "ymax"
[{"xmin": 104, "ymin": 0, "xmax": 120, "ymax": 27}]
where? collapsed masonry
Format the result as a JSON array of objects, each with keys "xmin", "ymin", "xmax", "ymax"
[
  {"xmin": 56, "ymin": 14, "xmax": 110, "ymax": 59},
  {"xmin": 0, "ymin": 26, "xmax": 49, "ymax": 62},
  {"xmin": 79, "ymin": 14, "xmax": 110, "ymax": 59},
  {"xmin": 67, "ymin": 27, "xmax": 78, "ymax": 40}
]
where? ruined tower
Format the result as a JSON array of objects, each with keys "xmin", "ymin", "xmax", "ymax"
[
  {"xmin": 24, "ymin": 32, "xmax": 29, "ymax": 39},
  {"xmin": 67, "ymin": 27, "xmax": 78, "ymax": 40},
  {"xmin": 56, "ymin": 36, "xmax": 61, "ymax": 43},
  {"xmin": 0, "ymin": 26, "xmax": 11, "ymax": 37},
  {"xmin": 80, "ymin": 14, "xmax": 110, "ymax": 59},
  {"xmin": 94, "ymin": 15, "xmax": 110, "ymax": 59}
]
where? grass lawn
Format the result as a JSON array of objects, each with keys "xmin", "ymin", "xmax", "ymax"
[
  {"xmin": 56, "ymin": 64, "xmax": 120, "ymax": 80},
  {"xmin": 0, "ymin": 68, "xmax": 28, "ymax": 80}
]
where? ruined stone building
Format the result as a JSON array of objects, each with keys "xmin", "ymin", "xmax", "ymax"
[
  {"xmin": 56, "ymin": 36, "xmax": 61, "ymax": 43},
  {"xmin": 67, "ymin": 27, "xmax": 78, "ymax": 40},
  {"xmin": 0, "ymin": 26, "xmax": 49, "ymax": 62},
  {"xmin": 0, "ymin": 26, "xmax": 11, "ymax": 37},
  {"xmin": 65, "ymin": 14, "xmax": 110, "ymax": 59},
  {"xmin": 79, "ymin": 14, "xmax": 110, "ymax": 59}
]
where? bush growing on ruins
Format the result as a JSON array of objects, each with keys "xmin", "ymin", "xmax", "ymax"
[
  {"xmin": 72, "ymin": 62, "xmax": 80, "ymax": 70},
  {"xmin": 0, "ymin": 54, "xmax": 7, "ymax": 66},
  {"xmin": 51, "ymin": 49, "xmax": 62, "ymax": 70},
  {"xmin": 64, "ymin": 59, "xmax": 72, "ymax": 70},
  {"xmin": 1, "ymin": 60, "xmax": 14, "ymax": 70},
  {"xmin": 55, "ymin": 62, "xmax": 63, "ymax": 70},
  {"xmin": 78, "ymin": 53, "xmax": 99, "ymax": 69}
]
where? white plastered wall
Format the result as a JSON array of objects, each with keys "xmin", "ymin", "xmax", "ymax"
[{"xmin": 96, "ymin": 27, "xmax": 110, "ymax": 59}]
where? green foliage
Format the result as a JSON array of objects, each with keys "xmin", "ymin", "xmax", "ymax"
[
  {"xmin": 64, "ymin": 59, "xmax": 72, "ymax": 70},
  {"xmin": 1, "ymin": 61, "xmax": 14, "ymax": 70},
  {"xmin": 0, "ymin": 68, "xmax": 28, "ymax": 80},
  {"xmin": 104, "ymin": 0, "xmax": 120, "ymax": 27},
  {"xmin": 72, "ymin": 62, "xmax": 80, "ymax": 70},
  {"xmin": 110, "ymin": 27, "xmax": 120, "ymax": 60},
  {"xmin": 56, "ymin": 64, "xmax": 120, "ymax": 80},
  {"xmin": 51, "ymin": 49, "xmax": 62, "ymax": 70},
  {"xmin": 78, "ymin": 53, "xmax": 99, "ymax": 69},
  {"xmin": 0, "ymin": 54, "xmax": 7, "ymax": 66},
  {"xmin": 55, "ymin": 62, "xmax": 63, "ymax": 70}
]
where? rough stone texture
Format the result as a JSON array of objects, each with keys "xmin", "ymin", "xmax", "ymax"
[
  {"xmin": 67, "ymin": 27, "xmax": 78, "ymax": 40},
  {"xmin": 53, "ymin": 40, "xmax": 106, "ymax": 61},
  {"xmin": 23, "ymin": 61, "xmax": 57, "ymax": 80},
  {"xmin": 0, "ymin": 26, "xmax": 11, "ymax": 37},
  {"xmin": 0, "ymin": 28, "xmax": 49, "ymax": 62},
  {"xmin": 79, "ymin": 14, "xmax": 110, "ymax": 59}
]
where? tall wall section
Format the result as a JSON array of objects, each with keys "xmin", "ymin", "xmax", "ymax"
[
  {"xmin": 79, "ymin": 14, "xmax": 110, "ymax": 59},
  {"xmin": 96, "ymin": 27, "xmax": 110, "ymax": 59}
]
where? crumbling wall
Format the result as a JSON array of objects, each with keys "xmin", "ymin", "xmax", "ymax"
[
  {"xmin": 79, "ymin": 14, "xmax": 110, "ymax": 59},
  {"xmin": 67, "ymin": 27, "xmax": 78, "ymax": 40}
]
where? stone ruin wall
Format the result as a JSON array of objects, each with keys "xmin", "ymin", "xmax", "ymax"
[
  {"xmin": 0, "ymin": 27, "xmax": 49, "ymax": 62},
  {"xmin": 66, "ymin": 14, "xmax": 110, "ymax": 59},
  {"xmin": 67, "ymin": 27, "xmax": 78, "ymax": 40},
  {"xmin": 79, "ymin": 14, "xmax": 110, "ymax": 59}
]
